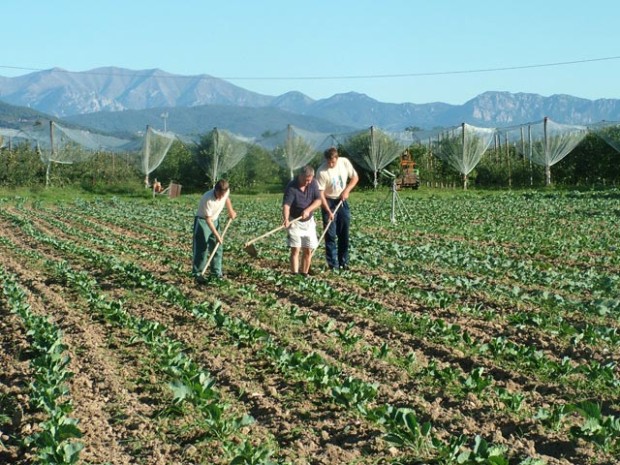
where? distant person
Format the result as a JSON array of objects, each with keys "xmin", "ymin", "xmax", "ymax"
[
  {"xmin": 192, "ymin": 179, "xmax": 237, "ymax": 283},
  {"xmin": 153, "ymin": 179, "xmax": 163, "ymax": 194},
  {"xmin": 282, "ymin": 165, "xmax": 322, "ymax": 276},
  {"xmin": 316, "ymin": 147, "xmax": 359, "ymax": 271}
]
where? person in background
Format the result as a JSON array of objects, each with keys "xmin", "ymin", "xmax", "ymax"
[
  {"xmin": 282, "ymin": 165, "xmax": 322, "ymax": 276},
  {"xmin": 316, "ymin": 147, "xmax": 359, "ymax": 271},
  {"xmin": 192, "ymin": 179, "xmax": 237, "ymax": 283}
]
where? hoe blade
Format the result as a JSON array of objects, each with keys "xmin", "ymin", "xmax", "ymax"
[{"xmin": 243, "ymin": 242, "xmax": 259, "ymax": 258}]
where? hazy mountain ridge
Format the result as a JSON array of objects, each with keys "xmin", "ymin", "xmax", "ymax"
[
  {"xmin": 2, "ymin": 67, "xmax": 620, "ymax": 138},
  {"xmin": 0, "ymin": 67, "xmax": 273, "ymax": 116},
  {"xmin": 63, "ymin": 104, "xmax": 357, "ymax": 139}
]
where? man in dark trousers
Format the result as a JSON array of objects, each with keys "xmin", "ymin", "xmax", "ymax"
[{"xmin": 316, "ymin": 147, "xmax": 359, "ymax": 271}]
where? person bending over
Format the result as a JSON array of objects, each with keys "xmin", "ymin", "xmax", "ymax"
[{"xmin": 282, "ymin": 165, "xmax": 322, "ymax": 275}]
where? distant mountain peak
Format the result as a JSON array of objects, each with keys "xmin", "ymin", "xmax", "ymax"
[{"xmin": 2, "ymin": 67, "xmax": 620, "ymax": 135}]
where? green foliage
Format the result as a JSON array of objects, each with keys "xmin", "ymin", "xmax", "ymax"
[
  {"xmin": 0, "ymin": 144, "xmax": 47, "ymax": 186},
  {"xmin": 552, "ymin": 133, "xmax": 620, "ymax": 187},
  {"xmin": 226, "ymin": 145, "xmax": 289, "ymax": 192},
  {"xmin": 376, "ymin": 405, "xmax": 434, "ymax": 452},
  {"xmin": 2, "ymin": 128, "xmax": 618, "ymax": 191},
  {"xmin": 150, "ymin": 141, "xmax": 202, "ymax": 191},
  {"xmin": 227, "ymin": 440, "xmax": 278, "ymax": 465},
  {"xmin": 570, "ymin": 401, "xmax": 620, "ymax": 454}
]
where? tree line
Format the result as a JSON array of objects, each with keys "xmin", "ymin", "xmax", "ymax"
[{"xmin": 1, "ymin": 132, "xmax": 618, "ymax": 193}]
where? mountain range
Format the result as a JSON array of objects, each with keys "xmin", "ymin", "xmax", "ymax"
[{"xmin": 2, "ymin": 67, "xmax": 620, "ymax": 138}]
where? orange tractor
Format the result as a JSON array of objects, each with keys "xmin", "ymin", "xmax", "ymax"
[{"xmin": 395, "ymin": 149, "xmax": 420, "ymax": 189}]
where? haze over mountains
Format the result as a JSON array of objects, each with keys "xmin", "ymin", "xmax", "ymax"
[{"xmin": 2, "ymin": 67, "xmax": 620, "ymax": 138}]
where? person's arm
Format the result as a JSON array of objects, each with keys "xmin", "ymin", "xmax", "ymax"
[
  {"xmin": 340, "ymin": 174, "xmax": 359, "ymax": 201},
  {"xmin": 225, "ymin": 197, "xmax": 237, "ymax": 220},
  {"xmin": 282, "ymin": 203, "xmax": 292, "ymax": 228},
  {"xmin": 302, "ymin": 197, "xmax": 323, "ymax": 219},
  {"xmin": 319, "ymin": 190, "xmax": 334, "ymax": 221},
  {"xmin": 206, "ymin": 216, "xmax": 223, "ymax": 244}
]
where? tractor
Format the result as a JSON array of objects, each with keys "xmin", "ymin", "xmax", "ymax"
[{"xmin": 395, "ymin": 149, "xmax": 420, "ymax": 189}]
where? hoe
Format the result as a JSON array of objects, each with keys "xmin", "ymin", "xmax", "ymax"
[
  {"xmin": 201, "ymin": 217, "xmax": 234, "ymax": 276},
  {"xmin": 243, "ymin": 217, "xmax": 301, "ymax": 258}
]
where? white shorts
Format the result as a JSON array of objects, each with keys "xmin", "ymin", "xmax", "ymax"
[{"xmin": 287, "ymin": 217, "xmax": 318, "ymax": 249}]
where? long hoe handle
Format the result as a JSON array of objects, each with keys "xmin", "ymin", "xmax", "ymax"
[
  {"xmin": 244, "ymin": 216, "xmax": 302, "ymax": 247},
  {"xmin": 201, "ymin": 218, "xmax": 233, "ymax": 276},
  {"xmin": 311, "ymin": 200, "xmax": 343, "ymax": 258}
]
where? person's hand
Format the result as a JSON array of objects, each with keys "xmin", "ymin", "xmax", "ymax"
[
  {"xmin": 283, "ymin": 218, "xmax": 290, "ymax": 228},
  {"xmin": 301, "ymin": 208, "xmax": 311, "ymax": 219},
  {"xmin": 216, "ymin": 234, "xmax": 224, "ymax": 245},
  {"xmin": 340, "ymin": 190, "xmax": 349, "ymax": 201},
  {"xmin": 328, "ymin": 210, "xmax": 335, "ymax": 221},
  {"xmin": 229, "ymin": 210, "xmax": 237, "ymax": 220}
]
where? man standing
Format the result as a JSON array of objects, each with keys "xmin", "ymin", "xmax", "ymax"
[
  {"xmin": 282, "ymin": 165, "xmax": 322, "ymax": 276},
  {"xmin": 192, "ymin": 179, "xmax": 237, "ymax": 283},
  {"xmin": 316, "ymin": 147, "xmax": 359, "ymax": 271}
]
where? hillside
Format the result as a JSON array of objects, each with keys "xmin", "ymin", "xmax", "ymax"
[
  {"xmin": 3, "ymin": 67, "xmax": 620, "ymax": 137},
  {"xmin": 62, "ymin": 104, "xmax": 358, "ymax": 139}
]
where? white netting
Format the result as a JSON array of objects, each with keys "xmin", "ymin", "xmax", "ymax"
[
  {"xmin": 0, "ymin": 121, "xmax": 142, "ymax": 163},
  {"xmin": 433, "ymin": 123, "xmax": 496, "ymax": 188},
  {"xmin": 504, "ymin": 118, "xmax": 587, "ymax": 185},
  {"xmin": 194, "ymin": 128, "xmax": 250, "ymax": 185},
  {"xmin": 337, "ymin": 126, "xmax": 415, "ymax": 187},
  {"xmin": 588, "ymin": 121, "xmax": 620, "ymax": 153},
  {"xmin": 135, "ymin": 126, "xmax": 175, "ymax": 176},
  {"xmin": 0, "ymin": 121, "xmax": 177, "ymax": 186},
  {"xmin": 0, "ymin": 128, "xmax": 32, "ymax": 149},
  {"xmin": 256, "ymin": 125, "xmax": 330, "ymax": 179},
  {"xmin": 46, "ymin": 122, "xmax": 139, "ymax": 165}
]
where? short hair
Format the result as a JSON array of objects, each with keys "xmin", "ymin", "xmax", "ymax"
[
  {"xmin": 214, "ymin": 179, "xmax": 229, "ymax": 194},
  {"xmin": 301, "ymin": 165, "xmax": 315, "ymax": 176},
  {"xmin": 324, "ymin": 147, "xmax": 338, "ymax": 160}
]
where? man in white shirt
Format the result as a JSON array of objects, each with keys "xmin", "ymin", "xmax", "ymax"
[
  {"xmin": 192, "ymin": 179, "xmax": 237, "ymax": 283},
  {"xmin": 316, "ymin": 147, "xmax": 359, "ymax": 271}
]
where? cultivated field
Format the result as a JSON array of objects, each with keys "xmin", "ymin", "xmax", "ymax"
[{"xmin": 1, "ymin": 188, "xmax": 619, "ymax": 465}]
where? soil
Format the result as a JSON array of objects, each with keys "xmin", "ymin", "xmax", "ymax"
[{"xmin": 0, "ymin": 200, "xmax": 618, "ymax": 465}]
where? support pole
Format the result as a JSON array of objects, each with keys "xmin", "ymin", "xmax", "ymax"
[
  {"xmin": 462, "ymin": 123, "xmax": 468, "ymax": 190},
  {"xmin": 544, "ymin": 117, "xmax": 551, "ymax": 186},
  {"xmin": 144, "ymin": 125, "xmax": 151, "ymax": 188},
  {"xmin": 46, "ymin": 121, "xmax": 54, "ymax": 187}
]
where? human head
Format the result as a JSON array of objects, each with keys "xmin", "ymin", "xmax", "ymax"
[
  {"xmin": 324, "ymin": 147, "xmax": 339, "ymax": 168},
  {"xmin": 214, "ymin": 179, "xmax": 229, "ymax": 199},
  {"xmin": 298, "ymin": 165, "xmax": 314, "ymax": 186}
]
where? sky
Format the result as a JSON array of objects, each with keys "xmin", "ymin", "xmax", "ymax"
[{"xmin": 3, "ymin": 0, "xmax": 620, "ymax": 105}]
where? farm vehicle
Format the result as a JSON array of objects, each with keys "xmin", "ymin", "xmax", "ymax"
[{"xmin": 395, "ymin": 149, "xmax": 420, "ymax": 189}]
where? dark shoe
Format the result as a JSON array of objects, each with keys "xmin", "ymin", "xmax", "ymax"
[
  {"xmin": 195, "ymin": 275, "xmax": 207, "ymax": 285},
  {"xmin": 340, "ymin": 264, "xmax": 349, "ymax": 271}
]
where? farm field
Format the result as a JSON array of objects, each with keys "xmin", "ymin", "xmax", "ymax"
[{"xmin": 1, "ymin": 188, "xmax": 619, "ymax": 465}]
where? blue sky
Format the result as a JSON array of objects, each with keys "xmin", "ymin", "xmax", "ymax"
[{"xmin": 3, "ymin": 0, "xmax": 619, "ymax": 105}]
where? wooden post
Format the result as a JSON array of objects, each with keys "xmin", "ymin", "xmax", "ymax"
[
  {"xmin": 543, "ymin": 117, "xmax": 551, "ymax": 185},
  {"xmin": 144, "ymin": 125, "xmax": 151, "ymax": 188},
  {"xmin": 46, "ymin": 121, "xmax": 54, "ymax": 187},
  {"xmin": 505, "ymin": 134, "xmax": 511, "ymax": 188},
  {"xmin": 287, "ymin": 124, "xmax": 294, "ymax": 180},
  {"xmin": 528, "ymin": 124, "xmax": 533, "ymax": 186},
  {"xmin": 461, "ymin": 123, "xmax": 467, "ymax": 190},
  {"xmin": 370, "ymin": 126, "xmax": 378, "ymax": 188},
  {"xmin": 212, "ymin": 127, "xmax": 219, "ymax": 186}
]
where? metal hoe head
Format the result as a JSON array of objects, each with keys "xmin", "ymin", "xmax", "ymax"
[{"xmin": 243, "ymin": 242, "xmax": 259, "ymax": 258}]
